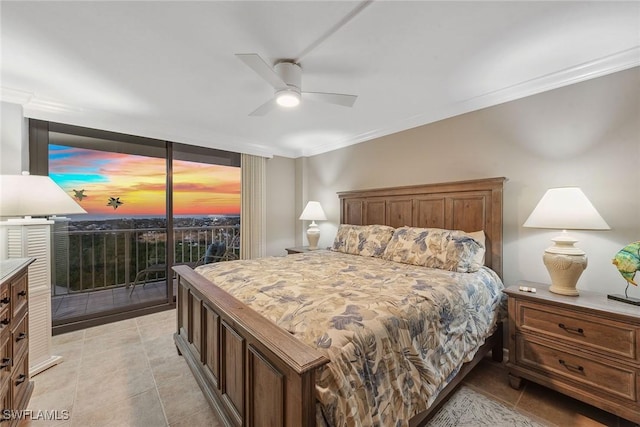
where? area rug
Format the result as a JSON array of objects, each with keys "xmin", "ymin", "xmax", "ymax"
[{"xmin": 428, "ymin": 386, "xmax": 547, "ymax": 427}]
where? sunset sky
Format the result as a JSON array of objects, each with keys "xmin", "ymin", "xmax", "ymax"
[{"xmin": 49, "ymin": 144, "xmax": 240, "ymax": 216}]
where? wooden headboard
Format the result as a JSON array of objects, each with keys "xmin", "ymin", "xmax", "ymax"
[{"xmin": 337, "ymin": 177, "xmax": 506, "ymax": 278}]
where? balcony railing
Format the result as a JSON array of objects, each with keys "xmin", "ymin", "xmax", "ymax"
[{"xmin": 51, "ymin": 225, "xmax": 239, "ymax": 296}]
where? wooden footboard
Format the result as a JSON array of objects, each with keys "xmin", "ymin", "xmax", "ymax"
[
  {"xmin": 173, "ymin": 264, "xmax": 330, "ymax": 427},
  {"xmin": 174, "ymin": 264, "xmax": 503, "ymax": 427}
]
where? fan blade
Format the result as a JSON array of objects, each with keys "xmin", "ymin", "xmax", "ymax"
[
  {"xmin": 302, "ymin": 92, "xmax": 357, "ymax": 107},
  {"xmin": 249, "ymin": 98, "xmax": 278, "ymax": 116},
  {"xmin": 236, "ymin": 54, "xmax": 287, "ymax": 91}
]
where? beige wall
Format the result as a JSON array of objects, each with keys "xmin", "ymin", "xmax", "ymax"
[
  {"xmin": 302, "ymin": 67, "xmax": 640, "ymax": 297},
  {"xmin": 265, "ymin": 155, "xmax": 296, "ymax": 256}
]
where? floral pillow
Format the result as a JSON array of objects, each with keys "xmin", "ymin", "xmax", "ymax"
[
  {"xmin": 381, "ymin": 226, "xmax": 484, "ymax": 272},
  {"xmin": 331, "ymin": 224, "xmax": 396, "ymax": 257},
  {"xmin": 467, "ymin": 230, "xmax": 486, "ymax": 266}
]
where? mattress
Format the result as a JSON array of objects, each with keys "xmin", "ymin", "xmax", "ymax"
[{"xmin": 195, "ymin": 249, "xmax": 505, "ymax": 427}]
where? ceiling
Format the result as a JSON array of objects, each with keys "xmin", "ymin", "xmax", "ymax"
[{"xmin": 1, "ymin": 1, "xmax": 639, "ymax": 159}]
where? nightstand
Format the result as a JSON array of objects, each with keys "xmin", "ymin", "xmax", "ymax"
[
  {"xmin": 285, "ymin": 246, "xmax": 312, "ymax": 254},
  {"xmin": 505, "ymin": 281, "xmax": 640, "ymax": 424}
]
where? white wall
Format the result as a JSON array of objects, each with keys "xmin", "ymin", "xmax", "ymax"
[
  {"xmin": 302, "ymin": 68, "xmax": 640, "ymax": 298},
  {"xmin": 0, "ymin": 101, "xmax": 28, "ymax": 174}
]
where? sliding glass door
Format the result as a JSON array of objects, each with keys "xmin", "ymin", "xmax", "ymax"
[
  {"xmin": 29, "ymin": 121, "xmax": 241, "ymax": 333},
  {"xmin": 172, "ymin": 155, "xmax": 241, "ymax": 268},
  {"xmin": 44, "ymin": 129, "xmax": 169, "ymax": 330}
]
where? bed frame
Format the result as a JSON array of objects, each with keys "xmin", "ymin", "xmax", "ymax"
[{"xmin": 173, "ymin": 177, "xmax": 506, "ymax": 427}]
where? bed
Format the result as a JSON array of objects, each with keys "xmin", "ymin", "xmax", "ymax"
[{"xmin": 173, "ymin": 177, "xmax": 506, "ymax": 427}]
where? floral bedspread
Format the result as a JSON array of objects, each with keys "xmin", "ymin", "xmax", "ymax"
[{"xmin": 195, "ymin": 250, "xmax": 505, "ymax": 427}]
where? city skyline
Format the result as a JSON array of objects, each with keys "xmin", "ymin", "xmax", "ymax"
[{"xmin": 49, "ymin": 144, "xmax": 240, "ymax": 216}]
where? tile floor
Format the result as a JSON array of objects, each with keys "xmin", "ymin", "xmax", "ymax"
[{"xmin": 18, "ymin": 309, "xmax": 638, "ymax": 427}]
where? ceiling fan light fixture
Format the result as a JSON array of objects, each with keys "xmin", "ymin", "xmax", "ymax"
[{"xmin": 275, "ymin": 89, "xmax": 301, "ymax": 108}]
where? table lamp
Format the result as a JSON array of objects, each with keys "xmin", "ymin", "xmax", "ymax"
[
  {"xmin": 523, "ymin": 187, "xmax": 610, "ymax": 296},
  {"xmin": 0, "ymin": 171, "xmax": 86, "ymax": 376},
  {"xmin": 299, "ymin": 201, "xmax": 326, "ymax": 250},
  {"xmin": 0, "ymin": 171, "xmax": 87, "ymax": 219}
]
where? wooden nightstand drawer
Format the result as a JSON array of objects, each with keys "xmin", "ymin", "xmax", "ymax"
[
  {"xmin": 516, "ymin": 300, "xmax": 637, "ymax": 362},
  {"xmin": 516, "ymin": 334, "xmax": 637, "ymax": 401}
]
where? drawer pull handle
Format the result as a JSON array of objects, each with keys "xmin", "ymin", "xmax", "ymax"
[
  {"xmin": 0, "ymin": 318, "xmax": 9, "ymax": 326},
  {"xmin": 0, "ymin": 357, "xmax": 11, "ymax": 369},
  {"xmin": 558, "ymin": 323, "xmax": 584, "ymax": 335},
  {"xmin": 17, "ymin": 290, "xmax": 26, "ymax": 297},
  {"xmin": 15, "ymin": 374, "xmax": 26, "ymax": 385},
  {"xmin": 15, "ymin": 332, "xmax": 26, "ymax": 342},
  {"xmin": 0, "ymin": 297, "xmax": 9, "ymax": 305},
  {"xmin": 559, "ymin": 359, "xmax": 584, "ymax": 373}
]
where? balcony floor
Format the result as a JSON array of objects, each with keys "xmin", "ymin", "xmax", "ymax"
[{"xmin": 52, "ymin": 279, "xmax": 174, "ymax": 321}]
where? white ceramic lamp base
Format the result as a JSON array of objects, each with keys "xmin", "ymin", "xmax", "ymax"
[
  {"xmin": 306, "ymin": 221, "xmax": 320, "ymax": 250},
  {"xmin": 544, "ymin": 252, "xmax": 587, "ymax": 296},
  {"xmin": 543, "ymin": 232, "xmax": 587, "ymax": 296}
]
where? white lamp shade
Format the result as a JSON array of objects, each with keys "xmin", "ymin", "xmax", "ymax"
[
  {"xmin": 0, "ymin": 172, "xmax": 87, "ymax": 217},
  {"xmin": 299, "ymin": 201, "xmax": 327, "ymax": 221},
  {"xmin": 523, "ymin": 187, "xmax": 609, "ymax": 230}
]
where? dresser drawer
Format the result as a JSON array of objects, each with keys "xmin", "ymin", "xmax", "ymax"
[
  {"xmin": 0, "ymin": 283, "xmax": 9, "ymax": 312},
  {"xmin": 11, "ymin": 314, "xmax": 28, "ymax": 362},
  {"xmin": 516, "ymin": 334, "xmax": 637, "ymax": 402},
  {"xmin": 515, "ymin": 300, "xmax": 637, "ymax": 362},
  {"xmin": 10, "ymin": 352, "xmax": 29, "ymax": 411},
  {"xmin": 0, "ymin": 333, "xmax": 10, "ymax": 389},
  {"xmin": 0, "ymin": 307, "xmax": 10, "ymax": 336},
  {"xmin": 0, "ymin": 284, "xmax": 11, "ymax": 337},
  {"xmin": 0, "ymin": 379, "xmax": 9, "ymax": 416},
  {"xmin": 10, "ymin": 273, "xmax": 27, "ymax": 321}
]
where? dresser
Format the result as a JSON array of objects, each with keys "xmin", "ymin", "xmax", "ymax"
[
  {"xmin": 0, "ymin": 258, "xmax": 35, "ymax": 424},
  {"xmin": 505, "ymin": 282, "xmax": 640, "ymax": 424}
]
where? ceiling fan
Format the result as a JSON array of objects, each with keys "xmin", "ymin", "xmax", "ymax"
[{"xmin": 236, "ymin": 53, "xmax": 358, "ymax": 116}]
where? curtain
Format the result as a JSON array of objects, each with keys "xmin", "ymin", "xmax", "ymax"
[{"xmin": 240, "ymin": 153, "xmax": 266, "ymax": 259}]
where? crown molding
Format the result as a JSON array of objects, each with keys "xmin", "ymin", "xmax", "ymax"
[
  {"xmin": 2, "ymin": 87, "xmax": 84, "ymax": 114},
  {"xmin": 26, "ymin": 99, "xmax": 84, "ymax": 114},
  {"xmin": 300, "ymin": 47, "xmax": 640, "ymax": 158},
  {"xmin": 459, "ymin": 46, "xmax": 640, "ymax": 112},
  {"xmin": 1, "ymin": 87, "xmax": 33, "ymax": 105},
  {"xmin": 5, "ymin": 47, "xmax": 638, "ymax": 160}
]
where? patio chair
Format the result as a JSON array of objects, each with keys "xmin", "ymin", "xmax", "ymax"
[
  {"xmin": 129, "ymin": 240, "xmax": 234, "ymax": 296},
  {"xmin": 217, "ymin": 234, "xmax": 240, "ymax": 262}
]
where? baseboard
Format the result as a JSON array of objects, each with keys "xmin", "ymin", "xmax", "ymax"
[{"xmin": 30, "ymin": 354, "xmax": 63, "ymax": 377}]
